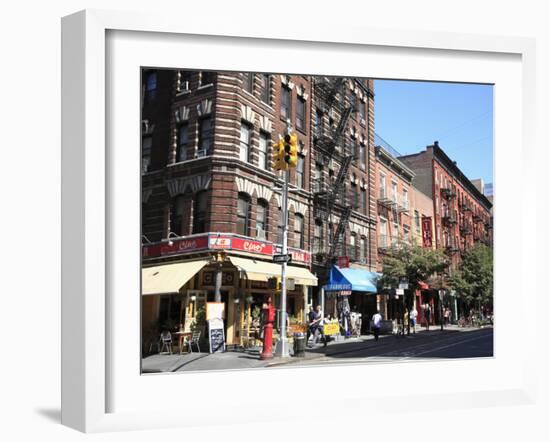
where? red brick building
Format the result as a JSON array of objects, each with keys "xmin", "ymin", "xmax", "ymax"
[
  {"xmin": 399, "ymin": 142, "xmax": 492, "ymax": 263},
  {"xmin": 140, "ymin": 70, "xmax": 379, "ymax": 348},
  {"xmin": 140, "ymin": 69, "xmax": 318, "ymax": 349},
  {"xmin": 399, "ymin": 141, "xmax": 493, "ymax": 321}
]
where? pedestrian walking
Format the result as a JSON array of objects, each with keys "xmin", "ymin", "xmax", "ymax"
[
  {"xmin": 444, "ymin": 307, "xmax": 450, "ymax": 327},
  {"xmin": 410, "ymin": 307, "xmax": 418, "ymax": 334},
  {"xmin": 306, "ymin": 306, "xmax": 315, "ymax": 344},
  {"xmin": 308, "ymin": 305, "xmax": 323, "ymax": 347},
  {"xmin": 424, "ymin": 304, "xmax": 431, "ymax": 331},
  {"xmin": 372, "ymin": 310, "xmax": 383, "ymax": 341}
]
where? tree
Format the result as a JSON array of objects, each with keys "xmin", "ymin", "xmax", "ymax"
[
  {"xmin": 449, "ymin": 243, "xmax": 493, "ymax": 314},
  {"xmin": 380, "ymin": 242, "xmax": 449, "ymax": 333}
]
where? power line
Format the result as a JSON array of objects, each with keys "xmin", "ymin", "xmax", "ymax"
[{"xmin": 435, "ymin": 110, "xmax": 492, "ymax": 140}]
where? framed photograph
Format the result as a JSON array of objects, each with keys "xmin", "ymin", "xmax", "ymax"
[{"xmin": 62, "ymin": 9, "xmax": 537, "ymax": 433}]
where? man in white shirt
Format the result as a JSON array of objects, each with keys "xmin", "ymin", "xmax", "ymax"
[
  {"xmin": 410, "ymin": 307, "xmax": 418, "ymax": 334},
  {"xmin": 372, "ymin": 310, "xmax": 383, "ymax": 341}
]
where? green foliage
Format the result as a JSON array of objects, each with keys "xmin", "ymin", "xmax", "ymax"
[
  {"xmin": 191, "ymin": 306, "xmax": 206, "ymax": 332},
  {"xmin": 251, "ymin": 305, "xmax": 261, "ymax": 320},
  {"xmin": 380, "ymin": 243, "xmax": 449, "ymax": 291},
  {"xmin": 449, "ymin": 243, "xmax": 493, "ymax": 308}
]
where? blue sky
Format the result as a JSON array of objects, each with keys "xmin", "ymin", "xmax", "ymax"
[{"xmin": 374, "ymin": 80, "xmax": 494, "ymax": 186}]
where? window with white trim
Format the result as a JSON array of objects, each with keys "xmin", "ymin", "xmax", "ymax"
[
  {"xmin": 258, "ymin": 132, "xmax": 269, "ymax": 170},
  {"xmin": 239, "ymin": 123, "xmax": 251, "ymax": 162}
]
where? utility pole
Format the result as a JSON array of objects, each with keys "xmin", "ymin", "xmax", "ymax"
[{"xmin": 273, "ymin": 121, "xmax": 297, "ymax": 358}]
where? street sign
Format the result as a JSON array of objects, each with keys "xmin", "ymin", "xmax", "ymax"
[
  {"xmin": 398, "ymin": 283, "xmax": 409, "ymax": 290},
  {"xmin": 273, "ymin": 254, "xmax": 292, "ymax": 263},
  {"xmin": 396, "ymin": 288, "xmax": 405, "ymax": 295}
]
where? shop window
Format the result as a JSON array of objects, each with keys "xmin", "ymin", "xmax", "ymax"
[{"xmin": 237, "ymin": 193, "xmax": 251, "ymax": 236}]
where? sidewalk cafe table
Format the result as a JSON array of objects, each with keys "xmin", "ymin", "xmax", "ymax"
[{"xmin": 174, "ymin": 331, "xmax": 193, "ymax": 354}]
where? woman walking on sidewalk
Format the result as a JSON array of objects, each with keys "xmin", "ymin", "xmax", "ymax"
[{"xmin": 372, "ymin": 310, "xmax": 383, "ymax": 341}]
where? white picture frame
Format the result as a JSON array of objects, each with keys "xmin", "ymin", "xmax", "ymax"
[{"xmin": 61, "ymin": 9, "xmax": 537, "ymax": 433}]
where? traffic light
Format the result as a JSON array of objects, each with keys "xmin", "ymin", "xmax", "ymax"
[
  {"xmin": 283, "ymin": 133, "xmax": 298, "ymax": 168},
  {"xmin": 272, "ymin": 138, "xmax": 287, "ymax": 171}
]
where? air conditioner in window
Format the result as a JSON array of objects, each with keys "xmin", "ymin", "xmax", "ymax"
[
  {"xmin": 360, "ymin": 118, "xmax": 366, "ymax": 126},
  {"xmin": 256, "ymin": 229, "xmax": 266, "ymax": 240},
  {"xmin": 197, "ymin": 149, "xmax": 207, "ymax": 158}
]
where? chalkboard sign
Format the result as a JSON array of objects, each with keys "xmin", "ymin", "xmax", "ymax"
[{"xmin": 208, "ymin": 318, "xmax": 225, "ymax": 353}]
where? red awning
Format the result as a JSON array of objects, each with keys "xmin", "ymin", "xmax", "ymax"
[{"xmin": 418, "ymin": 281, "xmax": 429, "ymax": 290}]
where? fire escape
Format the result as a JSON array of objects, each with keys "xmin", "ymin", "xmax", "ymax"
[{"xmin": 312, "ymin": 77, "xmax": 355, "ymax": 276}]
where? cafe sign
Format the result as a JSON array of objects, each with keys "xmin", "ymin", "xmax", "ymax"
[{"xmin": 143, "ymin": 233, "xmax": 311, "ymax": 265}]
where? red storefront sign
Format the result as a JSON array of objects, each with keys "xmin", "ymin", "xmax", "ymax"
[
  {"xmin": 232, "ymin": 237, "xmax": 273, "ymax": 255},
  {"xmin": 143, "ymin": 233, "xmax": 310, "ymax": 265},
  {"xmin": 159, "ymin": 235, "xmax": 209, "ymax": 256},
  {"xmin": 422, "ymin": 216, "xmax": 433, "ymax": 248}
]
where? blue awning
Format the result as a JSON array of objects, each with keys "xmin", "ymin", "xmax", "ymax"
[{"xmin": 323, "ymin": 266, "xmax": 379, "ymax": 293}]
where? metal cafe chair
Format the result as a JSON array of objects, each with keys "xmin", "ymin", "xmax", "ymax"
[
  {"xmin": 159, "ymin": 331, "xmax": 173, "ymax": 354},
  {"xmin": 186, "ymin": 331, "xmax": 201, "ymax": 353}
]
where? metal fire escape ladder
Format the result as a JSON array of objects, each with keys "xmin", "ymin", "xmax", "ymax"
[{"xmin": 312, "ymin": 76, "xmax": 359, "ymax": 273}]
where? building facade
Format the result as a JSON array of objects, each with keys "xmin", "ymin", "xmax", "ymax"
[
  {"xmin": 141, "ymin": 69, "xmax": 320, "ymax": 349},
  {"xmin": 140, "ymin": 70, "xmax": 379, "ymax": 348},
  {"xmin": 399, "ymin": 141, "xmax": 493, "ymax": 268}
]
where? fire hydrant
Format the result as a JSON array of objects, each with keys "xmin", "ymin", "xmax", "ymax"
[{"xmin": 260, "ymin": 296, "xmax": 275, "ymax": 360}]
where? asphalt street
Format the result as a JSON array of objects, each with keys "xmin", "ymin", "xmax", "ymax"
[
  {"xmin": 142, "ymin": 327, "xmax": 493, "ymax": 373},
  {"xmin": 284, "ymin": 327, "xmax": 494, "ymax": 367}
]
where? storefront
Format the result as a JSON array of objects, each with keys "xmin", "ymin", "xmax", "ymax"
[
  {"xmin": 141, "ymin": 233, "xmax": 317, "ymax": 350},
  {"xmin": 323, "ymin": 265, "xmax": 380, "ymax": 335}
]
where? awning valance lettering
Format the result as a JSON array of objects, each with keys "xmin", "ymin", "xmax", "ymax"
[{"xmin": 323, "ymin": 266, "xmax": 379, "ymax": 293}]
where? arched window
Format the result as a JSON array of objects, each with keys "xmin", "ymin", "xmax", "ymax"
[
  {"xmin": 294, "ymin": 213, "xmax": 304, "ymax": 249},
  {"xmin": 171, "ymin": 195, "xmax": 186, "ymax": 236},
  {"xmin": 256, "ymin": 199, "xmax": 268, "ymax": 239},
  {"xmin": 193, "ymin": 191, "xmax": 208, "ymax": 234},
  {"xmin": 237, "ymin": 193, "xmax": 251, "ymax": 236}
]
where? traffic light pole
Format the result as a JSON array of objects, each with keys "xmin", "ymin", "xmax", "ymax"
[{"xmin": 274, "ymin": 166, "xmax": 290, "ymax": 358}]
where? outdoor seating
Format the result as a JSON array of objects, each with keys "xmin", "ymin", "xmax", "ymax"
[
  {"xmin": 159, "ymin": 330, "xmax": 173, "ymax": 354},
  {"xmin": 185, "ymin": 331, "xmax": 201, "ymax": 353}
]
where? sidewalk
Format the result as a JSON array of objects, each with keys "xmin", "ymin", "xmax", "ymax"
[{"xmin": 142, "ymin": 324, "xmax": 491, "ymax": 373}]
